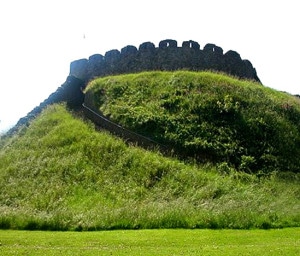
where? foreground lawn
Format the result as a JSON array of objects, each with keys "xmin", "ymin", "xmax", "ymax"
[{"xmin": 0, "ymin": 229, "xmax": 299, "ymax": 255}]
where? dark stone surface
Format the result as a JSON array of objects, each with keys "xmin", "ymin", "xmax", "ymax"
[
  {"xmin": 5, "ymin": 39, "xmax": 261, "ymax": 136},
  {"xmin": 139, "ymin": 42, "xmax": 155, "ymax": 51},
  {"xmin": 182, "ymin": 40, "xmax": 200, "ymax": 50},
  {"xmin": 159, "ymin": 39, "xmax": 178, "ymax": 49},
  {"xmin": 70, "ymin": 59, "xmax": 88, "ymax": 80},
  {"xmin": 121, "ymin": 45, "xmax": 138, "ymax": 56},
  {"xmin": 70, "ymin": 39, "xmax": 261, "ymax": 83}
]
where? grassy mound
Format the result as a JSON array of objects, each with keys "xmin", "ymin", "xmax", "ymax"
[
  {"xmin": 0, "ymin": 104, "xmax": 299, "ymax": 230},
  {"xmin": 85, "ymin": 71, "xmax": 300, "ymax": 173}
]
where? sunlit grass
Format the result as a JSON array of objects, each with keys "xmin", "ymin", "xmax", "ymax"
[
  {"xmin": 0, "ymin": 104, "xmax": 299, "ymax": 230},
  {"xmin": 86, "ymin": 71, "xmax": 300, "ymax": 173},
  {"xmin": 0, "ymin": 229, "xmax": 299, "ymax": 255}
]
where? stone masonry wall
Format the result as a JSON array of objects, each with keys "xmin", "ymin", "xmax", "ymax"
[
  {"xmin": 5, "ymin": 39, "xmax": 260, "ymax": 136},
  {"xmin": 70, "ymin": 39, "xmax": 260, "ymax": 83}
]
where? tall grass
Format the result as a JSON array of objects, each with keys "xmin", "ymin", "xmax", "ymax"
[
  {"xmin": 86, "ymin": 71, "xmax": 300, "ymax": 173},
  {"xmin": 0, "ymin": 104, "xmax": 299, "ymax": 230}
]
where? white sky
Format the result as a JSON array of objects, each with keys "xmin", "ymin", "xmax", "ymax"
[{"xmin": 0, "ymin": 0, "xmax": 299, "ymax": 133}]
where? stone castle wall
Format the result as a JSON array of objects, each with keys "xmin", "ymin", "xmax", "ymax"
[
  {"xmin": 70, "ymin": 39, "xmax": 260, "ymax": 83},
  {"xmin": 5, "ymin": 39, "xmax": 260, "ymax": 136}
]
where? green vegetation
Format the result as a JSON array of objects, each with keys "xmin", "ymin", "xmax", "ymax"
[
  {"xmin": 1, "ymin": 229, "xmax": 299, "ymax": 255},
  {"xmin": 0, "ymin": 104, "xmax": 299, "ymax": 230},
  {"xmin": 86, "ymin": 71, "xmax": 300, "ymax": 173}
]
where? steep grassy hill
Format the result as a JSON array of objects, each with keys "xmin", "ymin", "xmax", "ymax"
[
  {"xmin": 0, "ymin": 104, "xmax": 299, "ymax": 230},
  {"xmin": 85, "ymin": 71, "xmax": 300, "ymax": 174}
]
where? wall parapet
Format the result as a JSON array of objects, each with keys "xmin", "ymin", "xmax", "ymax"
[
  {"xmin": 70, "ymin": 39, "xmax": 260, "ymax": 83},
  {"xmin": 82, "ymin": 103, "xmax": 168, "ymax": 151}
]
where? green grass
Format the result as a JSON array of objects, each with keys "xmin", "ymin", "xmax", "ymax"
[
  {"xmin": 0, "ymin": 104, "xmax": 299, "ymax": 230},
  {"xmin": 85, "ymin": 71, "xmax": 300, "ymax": 173},
  {"xmin": 0, "ymin": 229, "xmax": 299, "ymax": 255}
]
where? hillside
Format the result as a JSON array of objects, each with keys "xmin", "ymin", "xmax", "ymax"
[
  {"xmin": 85, "ymin": 71, "xmax": 300, "ymax": 174},
  {"xmin": 0, "ymin": 103, "xmax": 299, "ymax": 231}
]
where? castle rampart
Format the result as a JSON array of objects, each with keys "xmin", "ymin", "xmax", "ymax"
[
  {"xmin": 5, "ymin": 39, "xmax": 260, "ymax": 136},
  {"xmin": 70, "ymin": 39, "xmax": 260, "ymax": 83}
]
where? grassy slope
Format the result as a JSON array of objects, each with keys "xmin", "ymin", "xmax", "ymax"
[
  {"xmin": 0, "ymin": 104, "xmax": 299, "ymax": 230},
  {"xmin": 86, "ymin": 71, "xmax": 300, "ymax": 173}
]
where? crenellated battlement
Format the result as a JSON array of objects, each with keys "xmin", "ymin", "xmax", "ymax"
[
  {"xmin": 5, "ymin": 39, "xmax": 260, "ymax": 136},
  {"xmin": 70, "ymin": 39, "xmax": 260, "ymax": 83}
]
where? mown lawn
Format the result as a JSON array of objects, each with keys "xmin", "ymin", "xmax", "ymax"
[{"xmin": 0, "ymin": 229, "xmax": 299, "ymax": 255}]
